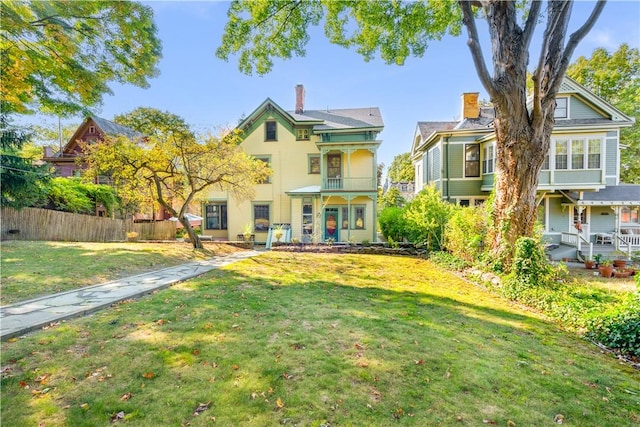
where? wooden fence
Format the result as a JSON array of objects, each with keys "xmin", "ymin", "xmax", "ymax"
[{"xmin": 0, "ymin": 207, "xmax": 176, "ymax": 242}]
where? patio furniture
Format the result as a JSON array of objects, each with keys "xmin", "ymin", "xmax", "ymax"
[{"xmin": 595, "ymin": 233, "xmax": 613, "ymax": 244}]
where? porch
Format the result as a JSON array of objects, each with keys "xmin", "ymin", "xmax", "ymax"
[{"xmin": 561, "ymin": 231, "xmax": 640, "ymax": 261}]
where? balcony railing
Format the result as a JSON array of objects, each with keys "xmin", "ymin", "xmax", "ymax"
[{"xmin": 323, "ymin": 177, "xmax": 376, "ymax": 191}]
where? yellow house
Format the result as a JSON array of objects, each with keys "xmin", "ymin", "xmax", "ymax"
[{"xmin": 202, "ymin": 85, "xmax": 384, "ymax": 245}]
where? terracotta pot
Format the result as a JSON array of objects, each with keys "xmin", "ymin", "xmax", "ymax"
[
  {"xmin": 614, "ymin": 270, "xmax": 632, "ymax": 278},
  {"xmin": 584, "ymin": 260, "xmax": 596, "ymax": 269},
  {"xmin": 599, "ymin": 265, "xmax": 614, "ymax": 278},
  {"xmin": 613, "ymin": 260, "xmax": 626, "ymax": 268}
]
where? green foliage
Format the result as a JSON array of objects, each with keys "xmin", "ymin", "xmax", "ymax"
[
  {"xmin": 567, "ymin": 44, "xmax": 640, "ymax": 183},
  {"xmin": 585, "ymin": 293, "xmax": 640, "ymax": 357},
  {"xmin": 402, "ymin": 186, "xmax": 452, "ymax": 250},
  {"xmin": 377, "ymin": 207, "xmax": 405, "ymax": 242},
  {"xmin": 217, "ymin": 1, "xmax": 461, "ymax": 75},
  {"xmin": 43, "ymin": 178, "xmax": 119, "ymax": 216},
  {"xmin": 1, "ymin": 114, "xmax": 50, "ymax": 208},
  {"xmin": 427, "ymin": 250, "xmax": 470, "ymax": 271},
  {"xmin": 502, "ymin": 237, "xmax": 553, "ymax": 299},
  {"xmin": 1, "ymin": 1, "xmax": 162, "ymax": 115},
  {"xmin": 444, "ymin": 204, "xmax": 488, "ymax": 264},
  {"xmin": 387, "ymin": 152, "xmax": 414, "ymax": 183},
  {"xmin": 378, "ymin": 186, "xmax": 406, "ymax": 210}
]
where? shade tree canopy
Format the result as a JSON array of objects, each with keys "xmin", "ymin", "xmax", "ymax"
[{"xmin": 0, "ymin": 1, "xmax": 162, "ymax": 116}]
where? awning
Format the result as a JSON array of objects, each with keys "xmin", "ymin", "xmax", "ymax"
[{"xmin": 285, "ymin": 185, "xmax": 321, "ymax": 196}]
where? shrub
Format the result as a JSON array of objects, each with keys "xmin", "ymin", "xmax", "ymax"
[
  {"xmin": 378, "ymin": 186, "xmax": 406, "ymax": 209},
  {"xmin": 444, "ymin": 204, "xmax": 488, "ymax": 264},
  {"xmin": 403, "ymin": 186, "xmax": 452, "ymax": 250},
  {"xmin": 585, "ymin": 293, "xmax": 640, "ymax": 357},
  {"xmin": 378, "ymin": 206, "xmax": 405, "ymax": 242},
  {"xmin": 502, "ymin": 236, "xmax": 553, "ymax": 299}
]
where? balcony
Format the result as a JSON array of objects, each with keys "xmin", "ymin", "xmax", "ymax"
[{"xmin": 322, "ymin": 177, "xmax": 376, "ymax": 192}]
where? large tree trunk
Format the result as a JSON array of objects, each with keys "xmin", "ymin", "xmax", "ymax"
[{"xmin": 460, "ymin": 0, "xmax": 605, "ymax": 267}]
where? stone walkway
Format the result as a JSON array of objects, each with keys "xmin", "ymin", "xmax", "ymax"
[{"xmin": 0, "ymin": 250, "xmax": 261, "ymax": 341}]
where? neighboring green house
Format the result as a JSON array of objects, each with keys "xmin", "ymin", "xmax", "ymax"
[
  {"xmin": 410, "ymin": 77, "xmax": 639, "ymax": 259},
  {"xmin": 203, "ymin": 85, "xmax": 383, "ymax": 245}
]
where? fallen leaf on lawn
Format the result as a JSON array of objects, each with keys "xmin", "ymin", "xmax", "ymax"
[
  {"xmin": 193, "ymin": 401, "xmax": 210, "ymax": 416},
  {"xmin": 445, "ymin": 369, "xmax": 451, "ymax": 379},
  {"xmin": 192, "ymin": 349, "xmax": 200, "ymax": 356},
  {"xmin": 507, "ymin": 420, "xmax": 516, "ymax": 426},
  {"xmin": 276, "ymin": 397, "xmax": 285, "ymax": 409},
  {"xmin": 457, "ymin": 416, "xmax": 464, "ymax": 422},
  {"xmin": 268, "ymin": 387, "xmax": 274, "ymax": 395},
  {"xmin": 482, "ymin": 420, "xmax": 497, "ymax": 425},
  {"xmin": 415, "ymin": 359, "xmax": 424, "ymax": 365},
  {"xmin": 110, "ymin": 411, "xmax": 125, "ymax": 422},
  {"xmin": 282, "ymin": 372, "xmax": 293, "ymax": 380},
  {"xmin": 19, "ymin": 381, "xmax": 28, "ymax": 388},
  {"xmin": 354, "ymin": 343, "xmax": 365, "ymax": 350},
  {"xmin": 554, "ymin": 414, "xmax": 564, "ymax": 424},
  {"xmin": 142, "ymin": 372, "xmax": 154, "ymax": 379},
  {"xmin": 358, "ymin": 362, "xmax": 369, "ymax": 367},
  {"xmin": 232, "ymin": 364, "xmax": 239, "ymax": 370},
  {"xmin": 155, "ymin": 319, "xmax": 165, "ymax": 325},
  {"xmin": 120, "ymin": 392, "xmax": 132, "ymax": 401},
  {"xmin": 80, "ymin": 403, "xmax": 90, "ymax": 410}
]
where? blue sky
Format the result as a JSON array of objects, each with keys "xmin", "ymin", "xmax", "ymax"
[{"xmin": 35, "ymin": 0, "xmax": 640, "ymax": 172}]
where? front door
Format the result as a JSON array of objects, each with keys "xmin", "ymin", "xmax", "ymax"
[{"xmin": 324, "ymin": 208, "xmax": 339, "ymax": 241}]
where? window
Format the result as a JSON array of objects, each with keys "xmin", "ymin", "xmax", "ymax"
[
  {"xmin": 253, "ymin": 204, "xmax": 270, "ymax": 232},
  {"xmin": 341, "ymin": 207, "xmax": 349, "ymax": 229},
  {"xmin": 308, "ymin": 155, "xmax": 320, "ymax": 174},
  {"xmin": 465, "ymin": 144, "xmax": 480, "ymax": 177},
  {"xmin": 554, "ymin": 97, "xmax": 568, "ymax": 119},
  {"xmin": 621, "ymin": 207, "xmax": 639, "ymax": 224},
  {"xmin": 297, "ymin": 128, "xmax": 310, "ymax": 140},
  {"xmin": 255, "ymin": 156, "xmax": 271, "ymax": 183},
  {"xmin": 327, "ymin": 154, "xmax": 341, "ymax": 178},
  {"xmin": 459, "ymin": 199, "xmax": 470, "ymax": 207},
  {"xmin": 482, "ymin": 144, "xmax": 495, "ymax": 174},
  {"xmin": 571, "ymin": 139, "xmax": 584, "ymax": 169},
  {"xmin": 302, "ymin": 201, "xmax": 313, "ymax": 236},
  {"xmin": 88, "ymin": 126, "xmax": 95, "ymax": 134},
  {"xmin": 588, "ymin": 139, "xmax": 601, "ymax": 169},
  {"xmin": 354, "ymin": 207, "xmax": 365, "ymax": 229},
  {"xmin": 265, "ymin": 121, "xmax": 277, "ymax": 141},
  {"xmin": 555, "ymin": 140, "xmax": 568, "ymax": 169},
  {"xmin": 205, "ymin": 203, "xmax": 227, "ymax": 230}
]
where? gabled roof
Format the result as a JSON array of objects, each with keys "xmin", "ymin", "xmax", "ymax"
[
  {"xmin": 90, "ymin": 116, "xmax": 143, "ymax": 139},
  {"xmin": 238, "ymin": 98, "xmax": 384, "ymax": 135}
]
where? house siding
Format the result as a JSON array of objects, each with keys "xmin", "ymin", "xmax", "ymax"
[{"xmin": 569, "ymin": 97, "xmax": 603, "ymax": 120}]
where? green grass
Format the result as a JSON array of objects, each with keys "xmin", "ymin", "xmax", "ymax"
[
  {"xmin": 1, "ymin": 252, "xmax": 638, "ymax": 426},
  {"xmin": 0, "ymin": 241, "xmax": 241, "ymax": 305}
]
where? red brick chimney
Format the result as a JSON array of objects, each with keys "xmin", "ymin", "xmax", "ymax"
[
  {"xmin": 461, "ymin": 92, "xmax": 480, "ymax": 119},
  {"xmin": 295, "ymin": 84, "xmax": 305, "ymax": 114}
]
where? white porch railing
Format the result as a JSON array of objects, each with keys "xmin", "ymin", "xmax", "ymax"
[
  {"xmin": 323, "ymin": 177, "xmax": 376, "ymax": 191},
  {"xmin": 615, "ymin": 233, "xmax": 640, "ymax": 257},
  {"xmin": 560, "ymin": 232, "xmax": 593, "ymax": 260}
]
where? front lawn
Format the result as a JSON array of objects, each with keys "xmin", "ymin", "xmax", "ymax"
[
  {"xmin": 1, "ymin": 252, "xmax": 638, "ymax": 426},
  {"xmin": 0, "ymin": 241, "xmax": 241, "ymax": 305}
]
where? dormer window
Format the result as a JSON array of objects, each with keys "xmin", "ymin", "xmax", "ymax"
[
  {"xmin": 296, "ymin": 128, "xmax": 309, "ymax": 140},
  {"xmin": 554, "ymin": 97, "xmax": 568, "ymax": 119}
]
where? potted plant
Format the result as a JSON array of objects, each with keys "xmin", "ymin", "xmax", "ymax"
[
  {"xmin": 611, "ymin": 250, "xmax": 627, "ymax": 268},
  {"xmin": 584, "ymin": 258, "xmax": 596, "ymax": 269},
  {"xmin": 598, "ymin": 260, "xmax": 614, "ymax": 278},
  {"xmin": 594, "ymin": 253, "xmax": 603, "ymax": 267}
]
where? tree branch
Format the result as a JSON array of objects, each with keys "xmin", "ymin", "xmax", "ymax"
[
  {"xmin": 459, "ymin": 0, "xmax": 496, "ymax": 97},
  {"xmin": 552, "ymin": 0, "xmax": 606, "ymax": 89},
  {"xmin": 522, "ymin": 0, "xmax": 542, "ymax": 51}
]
